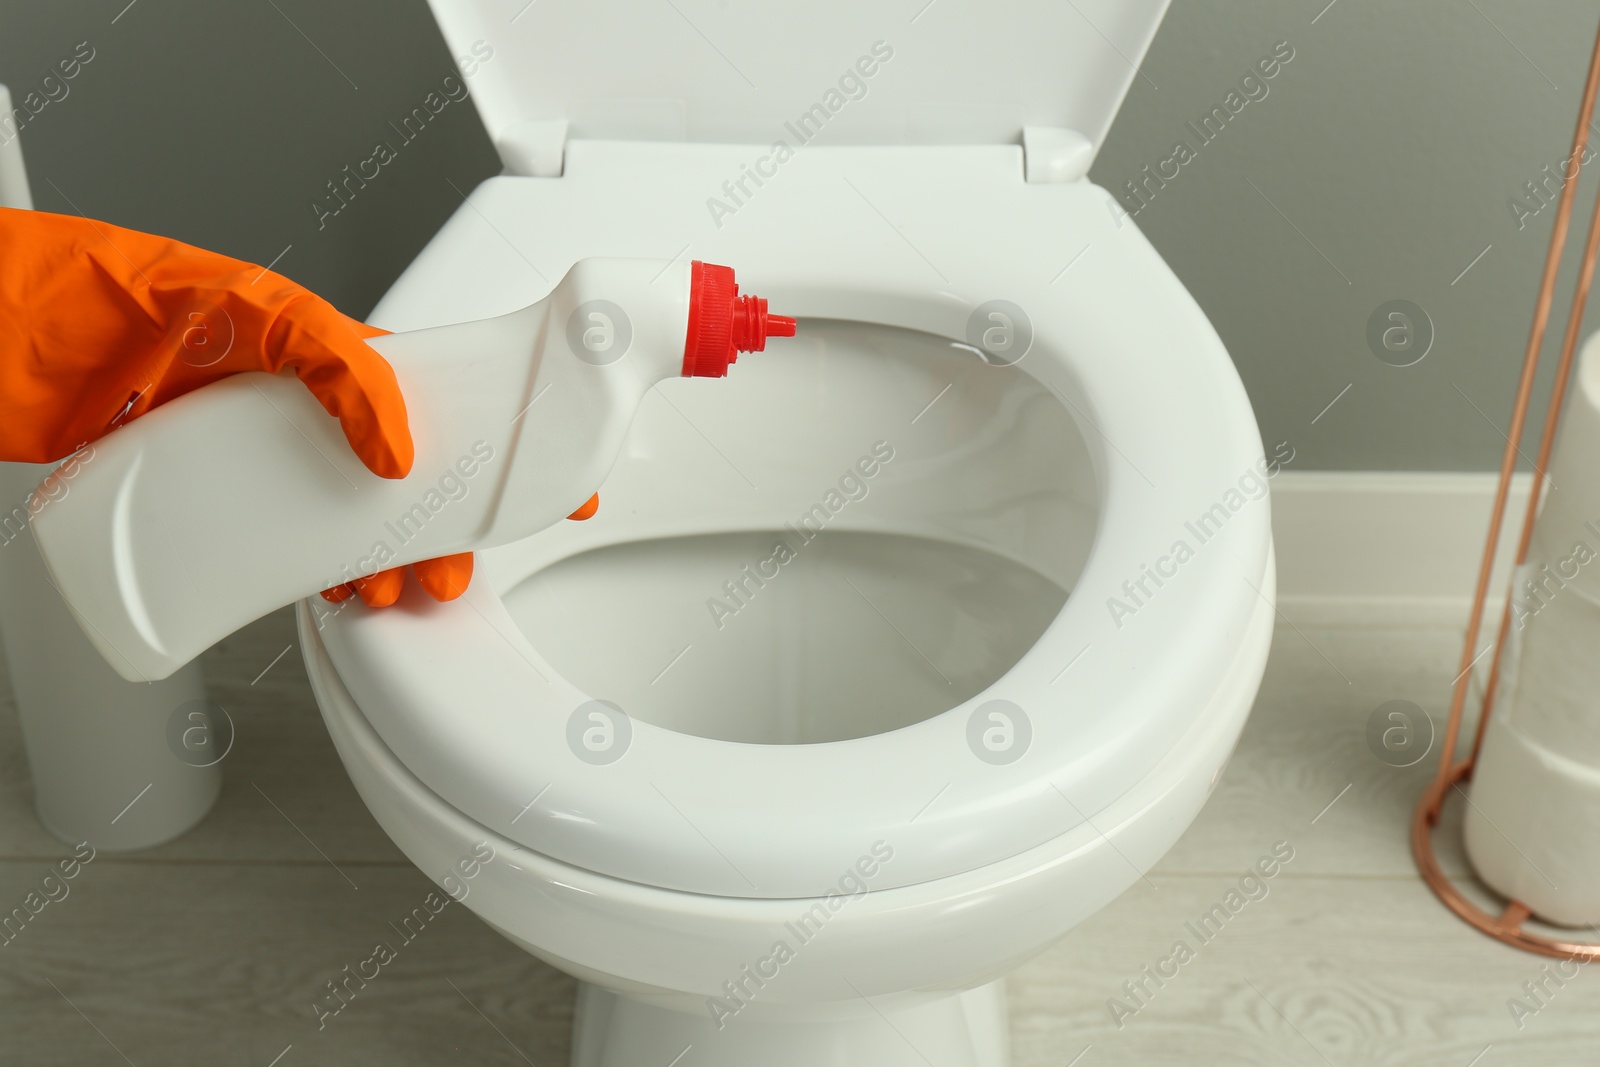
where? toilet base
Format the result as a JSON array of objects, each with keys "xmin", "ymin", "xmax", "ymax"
[{"xmin": 570, "ymin": 979, "xmax": 1010, "ymax": 1067}]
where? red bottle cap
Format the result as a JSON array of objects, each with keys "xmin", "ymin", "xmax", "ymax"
[{"xmin": 682, "ymin": 261, "xmax": 797, "ymax": 378}]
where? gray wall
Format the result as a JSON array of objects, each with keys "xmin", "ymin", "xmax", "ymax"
[
  {"xmin": 0, "ymin": 0, "xmax": 500, "ymax": 316},
  {"xmin": 1095, "ymin": 0, "xmax": 1600, "ymax": 470},
  {"xmin": 4, "ymin": 0, "xmax": 1597, "ymax": 470}
]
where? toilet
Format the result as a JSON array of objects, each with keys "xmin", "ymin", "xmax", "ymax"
[{"xmin": 300, "ymin": 2, "xmax": 1276, "ymax": 1063}]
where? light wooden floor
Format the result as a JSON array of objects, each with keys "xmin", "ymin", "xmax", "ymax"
[{"xmin": 1, "ymin": 606, "xmax": 1596, "ymax": 1066}]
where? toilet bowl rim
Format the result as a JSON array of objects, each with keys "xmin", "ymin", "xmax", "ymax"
[{"xmin": 303, "ymin": 556, "xmax": 1272, "ymax": 920}]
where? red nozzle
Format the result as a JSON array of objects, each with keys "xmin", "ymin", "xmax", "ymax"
[{"xmin": 682, "ymin": 261, "xmax": 796, "ymax": 378}]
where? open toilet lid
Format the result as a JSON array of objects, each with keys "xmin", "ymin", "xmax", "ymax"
[{"xmin": 427, "ymin": 0, "xmax": 1170, "ymax": 170}]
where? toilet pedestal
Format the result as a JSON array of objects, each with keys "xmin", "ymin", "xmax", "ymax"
[{"xmin": 570, "ymin": 980, "xmax": 1010, "ymax": 1067}]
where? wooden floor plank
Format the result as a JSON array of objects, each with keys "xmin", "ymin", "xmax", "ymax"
[{"xmin": 0, "ymin": 860, "xmax": 573, "ymax": 1066}]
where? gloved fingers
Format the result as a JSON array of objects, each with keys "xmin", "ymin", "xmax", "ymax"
[
  {"xmin": 353, "ymin": 567, "xmax": 406, "ymax": 608},
  {"xmin": 318, "ymin": 555, "xmax": 473, "ymax": 608},
  {"xmin": 267, "ymin": 295, "xmax": 414, "ymax": 480},
  {"xmin": 413, "ymin": 553, "xmax": 474, "ymax": 601}
]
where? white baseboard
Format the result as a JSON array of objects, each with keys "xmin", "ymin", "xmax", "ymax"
[{"xmin": 1271, "ymin": 471, "xmax": 1534, "ymax": 626}]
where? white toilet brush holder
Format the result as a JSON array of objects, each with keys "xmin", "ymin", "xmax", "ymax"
[
  {"xmin": 1414, "ymin": 9, "xmax": 1600, "ymax": 959},
  {"xmin": 0, "ymin": 460, "xmax": 220, "ymax": 850},
  {"xmin": 0, "ymin": 87, "xmax": 219, "ymax": 851}
]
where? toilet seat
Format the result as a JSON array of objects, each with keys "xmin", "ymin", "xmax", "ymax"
[
  {"xmin": 313, "ymin": 141, "xmax": 1275, "ymax": 897},
  {"xmin": 303, "ymin": 566, "xmax": 1274, "ymax": 1003}
]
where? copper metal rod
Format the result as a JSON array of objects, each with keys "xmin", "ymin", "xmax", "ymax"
[
  {"xmin": 1430, "ymin": 25, "xmax": 1600, "ymax": 794},
  {"xmin": 1469, "ymin": 147, "xmax": 1600, "ymax": 767},
  {"xmin": 1413, "ymin": 13, "xmax": 1600, "ymax": 962}
]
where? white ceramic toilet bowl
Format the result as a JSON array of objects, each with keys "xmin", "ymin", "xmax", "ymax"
[
  {"xmin": 297, "ymin": 139, "xmax": 1277, "ymax": 1065},
  {"xmin": 303, "ymin": 566, "xmax": 1271, "ymax": 1065}
]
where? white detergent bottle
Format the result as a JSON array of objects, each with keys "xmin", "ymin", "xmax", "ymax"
[{"xmin": 30, "ymin": 258, "xmax": 795, "ymax": 683}]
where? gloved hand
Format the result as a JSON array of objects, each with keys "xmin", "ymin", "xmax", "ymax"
[{"xmin": 0, "ymin": 206, "xmax": 472, "ymax": 607}]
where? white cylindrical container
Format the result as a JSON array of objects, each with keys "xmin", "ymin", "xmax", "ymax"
[
  {"xmin": 0, "ymin": 85, "xmax": 31, "ymax": 211},
  {"xmin": 0, "ymin": 460, "xmax": 219, "ymax": 850},
  {"xmin": 1465, "ymin": 333, "xmax": 1600, "ymax": 925}
]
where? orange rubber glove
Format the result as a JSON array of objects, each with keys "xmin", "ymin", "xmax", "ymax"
[{"xmin": 0, "ymin": 206, "xmax": 472, "ymax": 607}]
